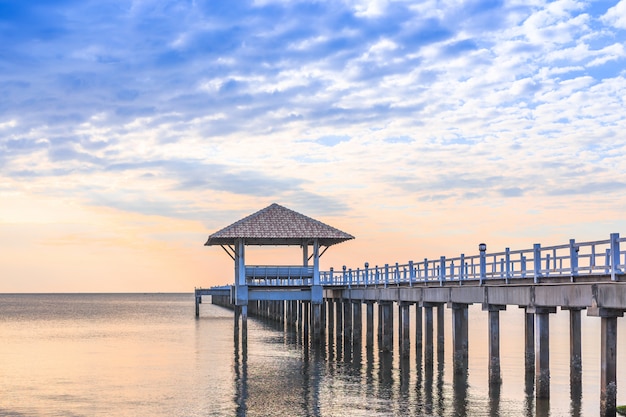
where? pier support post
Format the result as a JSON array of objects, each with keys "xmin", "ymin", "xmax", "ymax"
[
  {"xmin": 353, "ymin": 302, "xmax": 362, "ymax": 346},
  {"xmin": 241, "ymin": 305, "xmax": 248, "ymax": 348},
  {"xmin": 343, "ymin": 300, "xmax": 353, "ymax": 347},
  {"xmin": 437, "ymin": 304, "xmax": 445, "ymax": 358},
  {"xmin": 424, "ymin": 304, "xmax": 434, "ymax": 365},
  {"xmin": 400, "ymin": 302, "xmax": 411, "ymax": 358},
  {"xmin": 312, "ymin": 303, "xmax": 322, "ymax": 342},
  {"xmin": 532, "ymin": 307, "xmax": 556, "ymax": 399},
  {"xmin": 366, "ymin": 302, "xmax": 374, "ymax": 349},
  {"xmin": 564, "ymin": 307, "xmax": 583, "ymax": 384},
  {"xmin": 588, "ymin": 307, "xmax": 624, "ymax": 417},
  {"xmin": 484, "ymin": 304, "xmax": 506, "ymax": 385},
  {"xmin": 335, "ymin": 299, "xmax": 343, "ymax": 348},
  {"xmin": 451, "ymin": 303, "xmax": 469, "ymax": 374},
  {"xmin": 327, "ymin": 299, "xmax": 335, "ymax": 342},
  {"xmin": 303, "ymin": 301, "xmax": 310, "ymax": 340},
  {"xmin": 523, "ymin": 307, "xmax": 535, "ymax": 374},
  {"xmin": 415, "ymin": 304, "xmax": 423, "ymax": 358},
  {"xmin": 195, "ymin": 293, "xmax": 201, "ymax": 317},
  {"xmin": 381, "ymin": 301, "xmax": 394, "ymax": 352}
]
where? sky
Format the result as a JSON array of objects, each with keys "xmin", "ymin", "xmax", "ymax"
[{"xmin": 1, "ymin": 0, "xmax": 626, "ymax": 293}]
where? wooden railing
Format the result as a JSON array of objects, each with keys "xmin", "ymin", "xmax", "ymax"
[
  {"xmin": 245, "ymin": 266, "xmax": 314, "ymax": 286},
  {"xmin": 320, "ymin": 232, "xmax": 625, "ymax": 287}
]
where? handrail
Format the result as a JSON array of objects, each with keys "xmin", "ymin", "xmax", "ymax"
[{"xmin": 320, "ymin": 232, "xmax": 625, "ymax": 287}]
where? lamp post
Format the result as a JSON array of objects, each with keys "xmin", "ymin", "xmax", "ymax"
[{"xmin": 479, "ymin": 243, "xmax": 487, "ymax": 285}]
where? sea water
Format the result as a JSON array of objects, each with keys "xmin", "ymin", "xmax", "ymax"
[{"xmin": 0, "ymin": 293, "xmax": 624, "ymax": 416}]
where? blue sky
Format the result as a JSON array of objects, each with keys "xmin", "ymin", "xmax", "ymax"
[{"xmin": 1, "ymin": 0, "xmax": 626, "ymax": 291}]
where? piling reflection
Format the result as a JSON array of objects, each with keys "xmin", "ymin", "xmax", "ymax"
[{"xmin": 233, "ymin": 334, "xmax": 248, "ymax": 416}]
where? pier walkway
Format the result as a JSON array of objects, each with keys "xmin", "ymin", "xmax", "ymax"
[{"xmin": 199, "ymin": 204, "xmax": 625, "ymax": 416}]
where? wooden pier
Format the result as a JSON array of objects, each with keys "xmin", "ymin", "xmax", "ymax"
[{"xmin": 200, "ymin": 204, "xmax": 626, "ymax": 417}]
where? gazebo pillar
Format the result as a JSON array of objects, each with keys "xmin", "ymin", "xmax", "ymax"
[
  {"xmin": 234, "ymin": 238, "xmax": 248, "ymax": 346},
  {"xmin": 311, "ymin": 239, "xmax": 323, "ymax": 342}
]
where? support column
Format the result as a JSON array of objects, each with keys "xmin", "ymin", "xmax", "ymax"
[
  {"xmin": 381, "ymin": 302, "xmax": 394, "ymax": 352},
  {"xmin": 484, "ymin": 304, "xmax": 506, "ymax": 385},
  {"xmin": 567, "ymin": 308, "xmax": 583, "ymax": 384},
  {"xmin": 366, "ymin": 302, "xmax": 374, "ymax": 349},
  {"xmin": 451, "ymin": 303, "xmax": 469, "ymax": 374},
  {"xmin": 437, "ymin": 304, "xmax": 445, "ymax": 357},
  {"xmin": 195, "ymin": 293, "xmax": 201, "ymax": 317},
  {"xmin": 524, "ymin": 307, "xmax": 535, "ymax": 374},
  {"xmin": 335, "ymin": 299, "xmax": 343, "ymax": 347},
  {"xmin": 424, "ymin": 304, "xmax": 434, "ymax": 365},
  {"xmin": 241, "ymin": 305, "xmax": 248, "ymax": 348},
  {"xmin": 588, "ymin": 307, "xmax": 624, "ymax": 417},
  {"xmin": 353, "ymin": 302, "xmax": 362, "ymax": 346},
  {"xmin": 532, "ymin": 307, "xmax": 556, "ymax": 399},
  {"xmin": 327, "ymin": 299, "xmax": 335, "ymax": 342},
  {"xmin": 312, "ymin": 304, "xmax": 322, "ymax": 342},
  {"xmin": 400, "ymin": 302, "xmax": 411, "ymax": 358},
  {"xmin": 415, "ymin": 304, "xmax": 423, "ymax": 358},
  {"xmin": 343, "ymin": 300, "xmax": 352, "ymax": 346}
]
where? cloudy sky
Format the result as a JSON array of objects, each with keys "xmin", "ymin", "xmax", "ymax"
[{"xmin": 1, "ymin": 0, "xmax": 625, "ymax": 292}]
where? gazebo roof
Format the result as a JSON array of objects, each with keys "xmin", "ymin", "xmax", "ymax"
[{"xmin": 204, "ymin": 203, "xmax": 354, "ymax": 247}]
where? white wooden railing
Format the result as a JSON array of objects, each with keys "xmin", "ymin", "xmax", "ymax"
[
  {"xmin": 245, "ymin": 265, "xmax": 314, "ymax": 286},
  {"xmin": 320, "ymin": 232, "xmax": 625, "ymax": 287}
]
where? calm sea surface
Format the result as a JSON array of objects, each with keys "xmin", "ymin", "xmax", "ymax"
[{"xmin": 0, "ymin": 293, "xmax": 624, "ymax": 416}]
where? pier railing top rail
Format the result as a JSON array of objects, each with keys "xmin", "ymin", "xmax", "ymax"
[{"xmin": 320, "ymin": 232, "xmax": 625, "ymax": 287}]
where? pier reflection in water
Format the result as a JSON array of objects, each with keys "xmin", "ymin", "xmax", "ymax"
[{"xmin": 224, "ymin": 302, "xmax": 624, "ymax": 417}]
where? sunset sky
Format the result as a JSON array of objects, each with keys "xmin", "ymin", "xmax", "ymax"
[{"xmin": 1, "ymin": 0, "xmax": 626, "ymax": 292}]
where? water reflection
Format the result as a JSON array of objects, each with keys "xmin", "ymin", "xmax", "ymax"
[{"xmin": 233, "ymin": 333, "xmax": 248, "ymax": 416}]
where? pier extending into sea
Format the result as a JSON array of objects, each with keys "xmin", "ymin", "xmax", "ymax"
[{"xmin": 198, "ymin": 203, "xmax": 626, "ymax": 417}]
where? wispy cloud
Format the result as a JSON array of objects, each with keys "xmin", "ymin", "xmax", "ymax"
[{"xmin": 1, "ymin": 0, "xmax": 626, "ymax": 291}]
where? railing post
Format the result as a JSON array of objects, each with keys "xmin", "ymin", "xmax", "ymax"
[
  {"xmin": 408, "ymin": 260, "xmax": 414, "ymax": 287},
  {"xmin": 533, "ymin": 244, "xmax": 541, "ymax": 284},
  {"xmin": 505, "ymin": 248, "xmax": 511, "ymax": 284},
  {"xmin": 375, "ymin": 265, "xmax": 380, "ymax": 286},
  {"xmin": 610, "ymin": 233, "xmax": 621, "ymax": 281},
  {"xmin": 395, "ymin": 262, "xmax": 400, "ymax": 285},
  {"xmin": 460, "ymin": 254, "xmax": 465, "ymax": 282},
  {"xmin": 356, "ymin": 268, "xmax": 360, "ymax": 285},
  {"xmin": 605, "ymin": 249, "xmax": 610, "ymax": 275},
  {"xmin": 521, "ymin": 254, "xmax": 527, "ymax": 278},
  {"xmin": 439, "ymin": 256, "xmax": 446, "ymax": 285},
  {"xmin": 329, "ymin": 267, "xmax": 334, "ymax": 285},
  {"xmin": 479, "ymin": 243, "xmax": 487, "ymax": 285},
  {"xmin": 569, "ymin": 239, "xmax": 578, "ymax": 280},
  {"xmin": 364, "ymin": 262, "xmax": 369, "ymax": 287},
  {"xmin": 424, "ymin": 258, "xmax": 429, "ymax": 282},
  {"xmin": 342, "ymin": 265, "xmax": 347, "ymax": 286},
  {"xmin": 384, "ymin": 263, "xmax": 389, "ymax": 288}
]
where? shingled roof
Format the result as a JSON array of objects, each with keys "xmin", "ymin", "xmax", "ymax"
[{"xmin": 204, "ymin": 203, "xmax": 354, "ymax": 246}]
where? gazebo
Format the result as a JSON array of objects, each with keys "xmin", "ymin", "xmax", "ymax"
[{"xmin": 204, "ymin": 203, "xmax": 354, "ymax": 341}]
